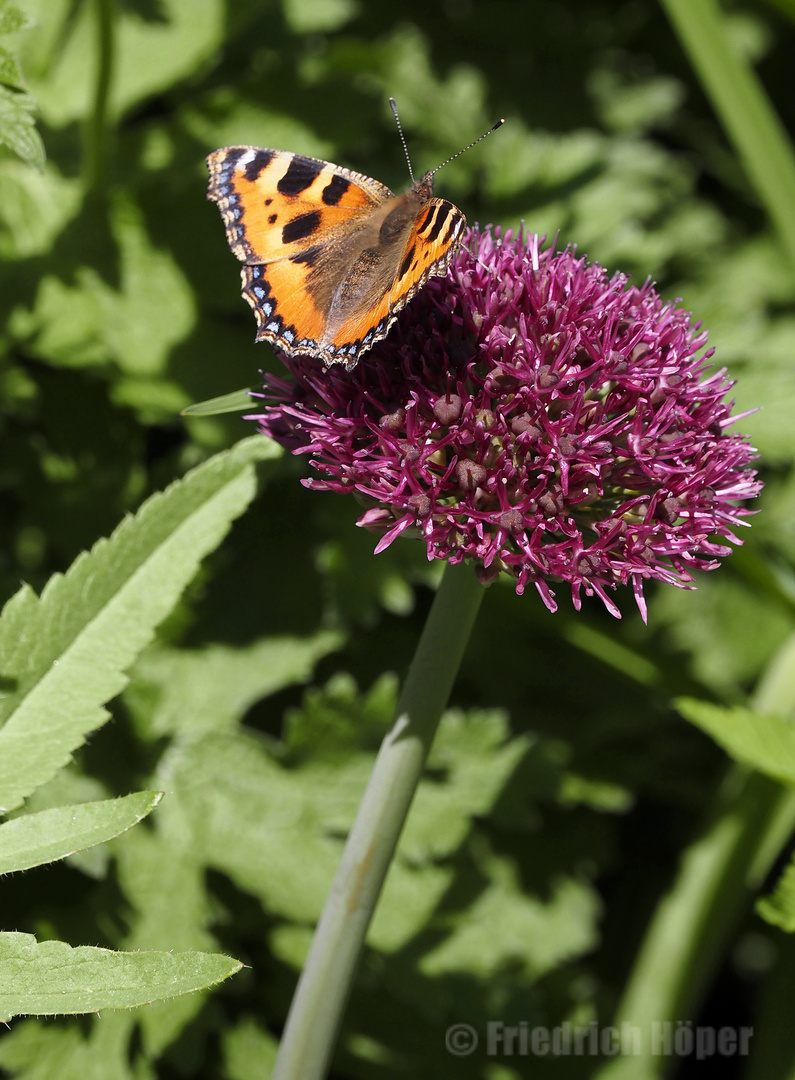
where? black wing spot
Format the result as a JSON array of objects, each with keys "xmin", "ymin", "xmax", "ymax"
[
  {"xmin": 243, "ymin": 150, "xmax": 276, "ymax": 182},
  {"xmin": 425, "ymin": 202, "xmax": 454, "ymax": 243},
  {"xmin": 322, "ymin": 174, "xmax": 351, "ymax": 205},
  {"xmin": 416, "ymin": 207, "xmax": 436, "ymax": 236},
  {"xmin": 443, "ymin": 214, "xmax": 462, "ymax": 244},
  {"xmin": 398, "ymin": 244, "xmax": 417, "ymax": 281},
  {"xmin": 282, "ymin": 211, "xmax": 322, "ymax": 244},
  {"xmin": 278, "ymin": 156, "xmax": 324, "ymax": 195},
  {"xmin": 268, "ymin": 213, "xmax": 278, "ymax": 224}
]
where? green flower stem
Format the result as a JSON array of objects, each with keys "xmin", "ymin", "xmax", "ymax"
[
  {"xmin": 595, "ymin": 633, "xmax": 795, "ymax": 1080},
  {"xmin": 84, "ymin": 0, "xmax": 116, "ymax": 193},
  {"xmin": 271, "ymin": 561, "xmax": 485, "ymax": 1080},
  {"xmin": 660, "ymin": 0, "xmax": 795, "ymax": 272}
]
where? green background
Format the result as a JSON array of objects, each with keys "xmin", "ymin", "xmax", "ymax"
[{"xmin": 2, "ymin": 0, "xmax": 795, "ymax": 1077}]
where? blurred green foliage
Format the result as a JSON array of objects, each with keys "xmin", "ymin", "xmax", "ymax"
[{"xmin": 1, "ymin": 0, "xmax": 795, "ymax": 1077}]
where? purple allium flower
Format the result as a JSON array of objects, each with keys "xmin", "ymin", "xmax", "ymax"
[{"xmin": 250, "ymin": 227, "xmax": 761, "ymax": 620}]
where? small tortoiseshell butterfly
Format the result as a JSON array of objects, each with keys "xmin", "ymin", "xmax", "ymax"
[{"xmin": 207, "ymin": 100, "xmax": 503, "ymax": 369}]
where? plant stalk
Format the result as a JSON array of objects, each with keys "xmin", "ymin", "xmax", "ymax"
[
  {"xmin": 84, "ymin": 0, "xmax": 115, "ymax": 193},
  {"xmin": 660, "ymin": 0, "xmax": 795, "ymax": 272},
  {"xmin": 594, "ymin": 633, "xmax": 795, "ymax": 1080},
  {"xmin": 271, "ymin": 561, "xmax": 485, "ymax": 1080}
]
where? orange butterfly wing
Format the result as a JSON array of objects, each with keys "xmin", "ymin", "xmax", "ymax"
[{"xmin": 207, "ymin": 146, "xmax": 465, "ymax": 368}]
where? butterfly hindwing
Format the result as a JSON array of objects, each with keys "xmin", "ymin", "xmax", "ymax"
[{"xmin": 242, "ymin": 261, "xmax": 330, "ymax": 356}]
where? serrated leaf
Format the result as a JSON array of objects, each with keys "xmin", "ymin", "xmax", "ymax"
[
  {"xmin": 757, "ymin": 853, "xmax": 795, "ymax": 931},
  {"xmin": 0, "ymin": 2, "xmax": 34, "ymax": 37},
  {"xmin": 114, "ymin": 826, "xmax": 214, "ymax": 953},
  {"xmin": 0, "ymin": 1011, "xmax": 141, "ymax": 1080},
  {"xmin": 103, "ymin": 196, "xmax": 196, "ymax": 376},
  {"xmin": 0, "ymin": 792, "xmax": 162, "ymax": 875},
  {"xmin": 400, "ymin": 709, "xmax": 531, "ymax": 861},
  {"xmin": 283, "ymin": 671, "xmax": 396, "ymax": 761},
  {"xmin": 676, "ymin": 698, "xmax": 795, "ymax": 785},
  {"xmin": 418, "ymin": 856, "xmax": 600, "ymax": 981},
  {"xmin": 0, "ymin": 933, "xmax": 241, "ymax": 1019},
  {"xmin": 170, "ymin": 731, "xmax": 350, "ymax": 923},
  {"xmin": 153, "ymin": 700, "xmax": 544, "ymax": 953},
  {"xmin": 0, "ymin": 84, "xmax": 44, "ymax": 169},
  {"xmin": 0, "ymin": 44, "xmax": 23, "ymax": 86},
  {"xmin": 126, "ymin": 632, "xmax": 343, "ymax": 738},
  {"xmin": 29, "ymin": 0, "xmax": 224, "ymax": 128},
  {"xmin": 8, "ymin": 195, "xmax": 196, "ymax": 371},
  {"xmin": 0, "ymin": 164, "xmax": 83, "ymax": 259},
  {"xmin": 0, "ymin": 435, "xmax": 280, "ymax": 813}
]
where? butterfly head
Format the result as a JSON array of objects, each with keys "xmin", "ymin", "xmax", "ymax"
[{"xmin": 411, "ymin": 171, "xmax": 436, "ymax": 202}]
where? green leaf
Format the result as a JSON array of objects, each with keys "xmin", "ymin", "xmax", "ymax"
[
  {"xmin": 114, "ymin": 826, "xmax": 214, "ymax": 953},
  {"xmin": 653, "ymin": 576, "xmax": 792, "ymax": 696},
  {"xmin": 0, "ymin": 933, "xmax": 242, "ymax": 1018},
  {"xmin": 26, "ymin": 0, "xmax": 224, "ymax": 128},
  {"xmin": 0, "ymin": 2, "xmax": 34, "ymax": 37},
  {"xmin": 660, "ymin": 0, "xmax": 795, "ymax": 272},
  {"xmin": 222, "ymin": 1017, "xmax": 279, "ymax": 1080},
  {"xmin": 101, "ymin": 197, "xmax": 196, "ymax": 376},
  {"xmin": 151, "ymin": 693, "xmax": 562, "ymax": 955},
  {"xmin": 401, "ymin": 708, "xmax": 531, "ymax": 861},
  {"xmin": 676, "ymin": 698, "xmax": 795, "ymax": 784},
  {"xmin": 283, "ymin": 0, "xmax": 359, "ymax": 33},
  {"xmin": 283, "ymin": 672, "xmax": 396, "ymax": 761},
  {"xmin": 0, "ymin": 44, "xmax": 23, "ymax": 86},
  {"xmin": 0, "ymin": 435, "xmax": 280, "ymax": 813},
  {"xmin": 0, "ymin": 1012, "xmax": 142, "ymax": 1080},
  {"xmin": 8, "ymin": 195, "xmax": 196, "ymax": 373},
  {"xmin": 418, "ymin": 852, "xmax": 600, "ymax": 981},
  {"xmin": 730, "ymin": 317, "xmax": 795, "ymax": 464},
  {"xmin": 0, "ymin": 84, "xmax": 44, "ymax": 169},
  {"xmin": 0, "ymin": 792, "xmax": 162, "ymax": 875},
  {"xmin": 0, "ymin": 160, "xmax": 82, "ymax": 260},
  {"xmin": 167, "ymin": 730, "xmax": 353, "ymax": 925},
  {"xmin": 757, "ymin": 853, "xmax": 795, "ymax": 931},
  {"xmin": 182, "ymin": 388, "xmax": 256, "ymax": 416},
  {"xmin": 126, "ymin": 632, "xmax": 343, "ymax": 738}
]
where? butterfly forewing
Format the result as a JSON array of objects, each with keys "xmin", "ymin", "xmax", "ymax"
[{"xmin": 207, "ymin": 147, "xmax": 391, "ymax": 264}]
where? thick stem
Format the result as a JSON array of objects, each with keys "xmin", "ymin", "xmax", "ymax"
[
  {"xmin": 83, "ymin": 0, "xmax": 115, "ymax": 193},
  {"xmin": 272, "ymin": 561, "xmax": 485, "ymax": 1080},
  {"xmin": 660, "ymin": 0, "xmax": 795, "ymax": 272},
  {"xmin": 594, "ymin": 634, "xmax": 795, "ymax": 1080}
]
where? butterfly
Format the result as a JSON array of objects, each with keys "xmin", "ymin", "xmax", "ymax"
[{"xmin": 207, "ymin": 100, "xmax": 503, "ymax": 370}]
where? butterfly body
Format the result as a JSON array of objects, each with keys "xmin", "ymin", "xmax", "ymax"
[{"xmin": 207, "ymin": 145, "xmax": 466, "ymax": 368}]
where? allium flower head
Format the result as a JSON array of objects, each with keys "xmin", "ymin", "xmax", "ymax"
[{"xmin": 251, "ymin": 227, "xmax": 761, "ymax": 620}]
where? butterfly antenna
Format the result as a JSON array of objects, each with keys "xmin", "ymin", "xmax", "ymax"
[
  {"xmin": 390, "ymin": 97, "xmax": 504, "ymax": 180},
  {"xmin": 389, "ymin": 97, "xmax": 416, "ymax": 183},
  {"xmin": 429, "ymin": 116, "xmax": 505, "ymax": 177}
]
